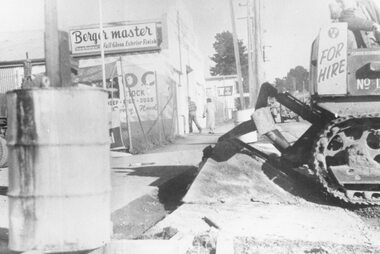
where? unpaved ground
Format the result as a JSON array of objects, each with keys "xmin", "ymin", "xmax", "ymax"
[
  {"xmin": 145, "ymin": 153, "xmax": 380, "ymax": 252},
  {"xmin": 234, "ymin": 237, "xmax": 380, "ymax": 253},
  {"xmin": 135, "ymin": 121, "xmax": 380, "ymax": 253},
  {"xmin": 146, "ymin": 202, "xmax": 380, "ymax": 245},
  {"xmin": 144, "ymin": 121, "xmax": 380, "ymax": 252},
  {"xmin": 1, "ymin": 121, "xmax": 379, "ymax": 253}
]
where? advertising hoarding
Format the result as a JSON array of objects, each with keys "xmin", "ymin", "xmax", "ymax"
[
  {"xmin": 70, "ymin": 22, "xmax": 160, "ymax": 56},
  {"xmin": 108, "ymin": 63, "xmax": 158, "ymax": 123}
]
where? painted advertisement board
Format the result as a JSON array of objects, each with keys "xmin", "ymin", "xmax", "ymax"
[
  {"xmin": 70, "ymin": 22, "xmax": 159, "ymax": 56},
  {"xmin": 317, "ymin": 23, "xmax": 347, "ymax": 95},
  {"xmin": 108, "ymin": 63, "xmax": 158, "ymax": 122}
]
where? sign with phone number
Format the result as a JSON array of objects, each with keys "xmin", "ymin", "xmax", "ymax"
[{"xmin": 122, "ymin": 64, "xmax": 158, "ymax": 122}]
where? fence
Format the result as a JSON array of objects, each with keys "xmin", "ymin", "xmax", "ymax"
[
  {"xmin": 0, "ymin": 67, "xmax": 22, "ymax": 93},
  {"xmin": 118, "ymin": 57, "xmax": 178, "ymax": 153}
]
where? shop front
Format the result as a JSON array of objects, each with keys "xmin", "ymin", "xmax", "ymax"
[
  {"xmin": 0, "ymin": 9, "xmax": 207, "ymax": 153},
  {"xmin": 71, "ymin": 20, "xmax": 179, "ymax": 152}
]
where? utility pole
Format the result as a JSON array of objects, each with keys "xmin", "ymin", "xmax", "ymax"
[
  {"xmin": 249, "ymin": 0, "xmax": 264, "ymax": 108},
  {"xmin": 44, "ymin": 0, "xmax": 61, "ymax": 87},
  {"xmin": 229, "ymin": 0, "xmax": 246, "ymax": 110},
  {"xmin": 246, "ymin": 0, "xmax": 255, "ymax": 108},
  {"xmin": 98, "ymin": 0, "xmax": 107, "ymax": 89},
  {"xmin": 44, "ymin": 0, "xmax": 71, "ymax": 87}
]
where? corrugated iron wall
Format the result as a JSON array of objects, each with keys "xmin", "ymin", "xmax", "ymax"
[{"xmin": 0, "ymin": 68, "xmax": 22, "ymax": 93}]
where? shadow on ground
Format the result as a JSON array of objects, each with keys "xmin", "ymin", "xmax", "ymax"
[
  {"xmin": 112, "ymin": 165, "xmax": 199, "ymax": 239},
  {"xmin": 156, "ymin": 166, "xmax": 198, "ymax": 210},
  {"xmin": 115, "ymin": 165, "xmax": 198, "ymax": 188},
  {"xmin": 1, "ymin": 165, "xmax": 200, "ymax": 245},
  {"xmin": 261, "ymin": 159, "xmax": 332, "ymax": 206}
]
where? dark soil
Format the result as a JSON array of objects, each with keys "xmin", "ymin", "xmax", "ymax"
[{"xmin": 157, "ymin": 166, "xmax": 198, "ymax": 211}]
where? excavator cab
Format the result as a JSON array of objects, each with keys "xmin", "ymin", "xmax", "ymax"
[{"xmin": 309, "ymin": 22, "xmax": 380, "ymax": 115}]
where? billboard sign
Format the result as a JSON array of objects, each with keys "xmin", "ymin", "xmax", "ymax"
[
  {"xmin": 70, "ymin": 22, "xmax": 160, "ymax": 56},
  {"xmin": 121, "ymin": 64, "xmax": 158, "ymax": 122}
]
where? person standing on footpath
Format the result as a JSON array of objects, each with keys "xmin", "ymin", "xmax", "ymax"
[
  {"xmin": 203, "ymin": 98, "xmax": 216, "ymax": 134},
  {"xmin": 188, "ymin": 97, "xmax": 202, "ymax": 134}
]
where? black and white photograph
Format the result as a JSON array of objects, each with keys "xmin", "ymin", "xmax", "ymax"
[{"xmin": 1, "ymin": 0, "xmax": 380, "ymax": 253}]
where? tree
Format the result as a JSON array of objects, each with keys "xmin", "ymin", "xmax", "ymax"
[
  {"xmin": 286, "ymin": 66, "xmax": 309, "ymax": 92},
  {"xmin": 274, "ymin": 66, "xmax": 309, "ymax": 93},
  {"xmin": 210, "ymin": 31, "xmax": 248, "ymax": 93},
  {"xmin": 274, "ymin": 77, "xmax": 286, "ymax": 92}
]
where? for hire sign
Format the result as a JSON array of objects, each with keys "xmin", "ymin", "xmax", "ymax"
[
  {"xmin": 70, "ymin": 22, "xmax": 159, "ymax": 55},
  {"xmin": 317, "ymin": 23, "xmax": 347, "ymax": 95}
]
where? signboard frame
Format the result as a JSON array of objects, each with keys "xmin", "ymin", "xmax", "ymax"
[
  {"xmin": 69, "ymin": 20, "xmax": 162, "ymax": 57},
  {"xmin": 316, "ymin": 23, "xmax": 348, "ymax": 95}
]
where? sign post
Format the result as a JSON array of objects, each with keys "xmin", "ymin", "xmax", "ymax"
[
  {"xmin": 154, "ymin": 71, "xmax": 163, "ymax": 143},
  {"xmin": 119, "ymin": 57, "xmax": 133, "ymax": 152},
  {"xmin": 98, "ymin": 0, "xmax": 106, "ymax": 89}
]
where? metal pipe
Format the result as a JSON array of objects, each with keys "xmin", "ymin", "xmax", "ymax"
[{"xmin": 119, "ymin": 57, "xmax": 133, "ymax": 152}]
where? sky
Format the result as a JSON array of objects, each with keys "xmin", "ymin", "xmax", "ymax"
[{"xmin": 1, "ymin": 0, "xmax": 377, "ymax": 81}]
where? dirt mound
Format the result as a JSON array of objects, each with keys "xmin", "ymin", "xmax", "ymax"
[{"xmin": 182, "ymin": 153, "xmax": 302, "ymax": 205}]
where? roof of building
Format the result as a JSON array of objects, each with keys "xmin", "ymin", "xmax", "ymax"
[{"xmin": 0, "ymin": 30, "xmax": 45, "ymax": 64}]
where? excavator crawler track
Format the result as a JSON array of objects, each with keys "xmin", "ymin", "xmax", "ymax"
[{"xmin": 313, "ymin": 114, "xmax": 380, "ymax": 205}]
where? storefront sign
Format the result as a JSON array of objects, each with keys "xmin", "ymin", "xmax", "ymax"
[
  {"xmin": 217, "ymin": 86, "xmax": 233, "ymax": 96},
  {"xmin": 70, "ymin": 22, "xmax": 159, "ymax": 55},
  {"xmin": 317, "ymin": 23, "xmax": 347, "ymax": 95}
]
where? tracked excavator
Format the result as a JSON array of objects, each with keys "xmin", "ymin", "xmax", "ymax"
[{"xmin": 207, "ymin": 23, "xmax": 380, "ymax": 205}]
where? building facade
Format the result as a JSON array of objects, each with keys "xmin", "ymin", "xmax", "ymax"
[
  {"xmin": 0, "ymin": 3, "xmax": 206, "ymax": 152},
  {"xmin": 205, "ymin": 75, "xmax": 240, "ymax": 124}
]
